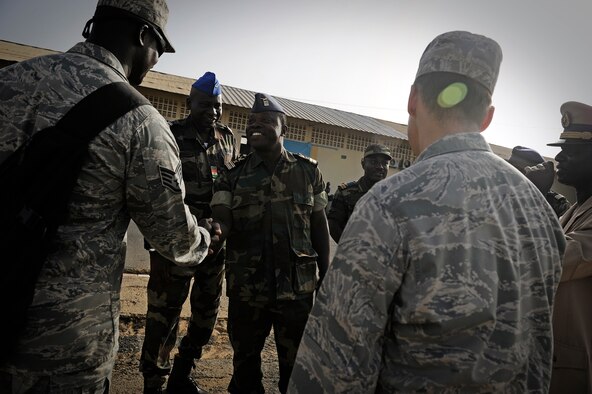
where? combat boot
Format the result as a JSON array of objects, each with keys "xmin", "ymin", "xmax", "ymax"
[
  {"xmin": 143, "ymin": 374, "xmax": 165, "ymax": 394},
  {"xmin": 167, "ymin": 356, "xmax": 209, "ymax": 394}
]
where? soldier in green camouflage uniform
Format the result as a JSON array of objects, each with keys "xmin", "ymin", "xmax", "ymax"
[
  {"xmin": 140, "ymin": 72, "xmax": 237, "ymax": 394},
  {"xmin": 0, "ymin": 1, "xmax": 213, "ymax": 393},
  {"xmin": 211, "ymin": 93, "xmax": 329, "ymax": 394},
  {"xmin": 289, "ymin": 31, "xmax": 566, "ymax": 393},
  {"xmin": 327, "ymin": 143, "xmax": 392, "ymax": 242}
]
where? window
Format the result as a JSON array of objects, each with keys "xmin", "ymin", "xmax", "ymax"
[
  {"xmin": 346, "ymin": 133, "xmax": 372, "ymax": 152},
  {"xmin": 312, "ymin": 126, "xmax": 344, "ymax": 148},
  {"xmin": 228, "ymin": 110, "xmax": 249, "ymax": 133},
  {"xmin": 286, "ymin": 121, "xmax": 307, "ymax": 141},
  {"xmin": 144, "ymin": 94, "xmax": 178, "ymax": 120},
  {"xmin": 384, "ymin": 140, "xmax": 415, "ymax": 166}
]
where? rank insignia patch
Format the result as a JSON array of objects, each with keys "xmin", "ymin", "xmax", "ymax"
[{"xmin": 159, "ymin": 163, "xmax": 182, "ymax": 193}]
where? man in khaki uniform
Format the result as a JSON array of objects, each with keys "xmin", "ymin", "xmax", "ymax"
[
  {"xmin": 0, "ymin": 1, "xmax": 212, "ymax": 392},
  {"xmin": 548, "ymin": 101, "xmax": 592, "ymax": 393}
]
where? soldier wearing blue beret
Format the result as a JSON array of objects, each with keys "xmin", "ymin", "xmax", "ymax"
[
  {"xmin": 210, "ymin": 92, "xmax": 329, "ymax": 394},
  {"xmin": 290, "ymin": 31, "xmax": 565, "ymax": 393},
  {"xmin": 140, "ymin": 71, "xmax": 238, "ymax": 394}
]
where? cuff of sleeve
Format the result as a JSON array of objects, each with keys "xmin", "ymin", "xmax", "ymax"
[
  {"xmin": 313, "ymin": 191, "xmax": 328, "ymax": 212},
  {"xmin": 211, "ymin": 190, "xmax": 233, "ymax": 209}
]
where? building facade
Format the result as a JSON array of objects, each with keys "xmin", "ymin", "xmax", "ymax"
[{"xmin": 0, "ymin": 39, "xmax": 574, "ymax": 202}]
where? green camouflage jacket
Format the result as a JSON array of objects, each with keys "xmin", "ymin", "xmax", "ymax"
[
  {"xmin": 290, "ymin": 133, "xmax": 566, "ymax": 393},
  {"xmin": 327, "ymin": 175, "xmax": 374, "ymax": 230},
  {"xmin": 211, "ymin": 148, "xmax": 327, "ymax": 301},
  {"xmin": 170, "ymin": 118, "xmax": 237, "ymax": 219}
]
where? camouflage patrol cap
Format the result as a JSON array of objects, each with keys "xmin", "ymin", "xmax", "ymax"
[
  {"xmin": 415, "ymin": 31, "xmax": 502, "ymax": 94},
  {"xmin": 95, "ymin": 0, "xmax": 175, "ymax": 53},
  {"xmin": 251, "ymin": 93, "xmax": 285, "ymax": 114},
  {"xmin": 548, "ymin": 101, "xmax": 592, "ymax": 146},
  {"xmin": 364, "ymin": 144, "xmax": 392, "ymax": 159}
]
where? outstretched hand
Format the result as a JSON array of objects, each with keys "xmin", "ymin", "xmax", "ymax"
[{"xmin": 199, "ymin": 218, "xmax": 222, "ymax": 255}]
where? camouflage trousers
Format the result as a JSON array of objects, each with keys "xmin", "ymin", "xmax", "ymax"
[
  {"xmin": 227, "ymin": 296, "xmax": 313, "ymax": 394},
  {"xmin": 139, "ymin": 249, "xmax": 224, "ymax": 378},
  {"xmin": 0, "ymin": 363, "xmax": 112, "ymax": 393}
]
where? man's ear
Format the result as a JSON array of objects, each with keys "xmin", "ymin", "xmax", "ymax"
[
  {"xmin": 479, "ymin": 105, "xmax": 495, "ymax": 132},
  {"xmin": 138, "ymin": 24, "xmax": 150, "ymax": 47},
  {"xmin": 280, "ymin": 124, "xmax": 287, "ymax": 136},
  {"xmin": 408, "ymin": 84, "xmax": 418, "ymax": 117}
]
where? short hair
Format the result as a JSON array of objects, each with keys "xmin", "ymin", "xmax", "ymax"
[{"xmin": 414, "ymin": 72, "xmax": 492, "ymax": 125}]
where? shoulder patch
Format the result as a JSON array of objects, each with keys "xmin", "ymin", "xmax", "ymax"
[
  {"xmin": 159, "ymin": 163, "xmax": 182, "ymax": 193},
  {"xmin": 294, "ymin": 152, "xmax": 318, "ymax": 166}
]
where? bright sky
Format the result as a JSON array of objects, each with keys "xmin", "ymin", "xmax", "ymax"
[{"xmin": 1, "ymin": 0, "xmax": 591, "ymax": 158}]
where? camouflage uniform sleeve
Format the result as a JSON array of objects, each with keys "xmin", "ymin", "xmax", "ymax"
[
  {"xmin": 289, "ymin": 190, "xmax": 405, "ymax": 393},
  {"xmin": 312, "ymin": 165, "xmax": 328, "ymax": 212},
  {"xmin": 210, "ymin": 166, "xmax": 233, "ymax": 209},
  {"xmin": 126, "ymin": 107, "xmax": 210, "ymax": 266},
  {"xmin": 326, "ymin": 187, "xmax": 348, "ymax": 226}
]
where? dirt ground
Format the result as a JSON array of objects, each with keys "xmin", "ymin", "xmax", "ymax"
[{"xmin": 111, "ymin": 274, "xmax": 281, "ymax": 394}]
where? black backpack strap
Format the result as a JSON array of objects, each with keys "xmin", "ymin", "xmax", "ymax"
[{"xmin": 56, "ymin": 81, "xmax": 151, "ymax": 142}]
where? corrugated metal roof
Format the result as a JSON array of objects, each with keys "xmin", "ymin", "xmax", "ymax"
[
  {"xmin": 0, "ymin": 40, "xmax": 58, "ymax": 62},
  {"xmin": 0, "ymin": 39, "xmax": 408, "ymax": 140},
  {"xmin": 142, "ymin": 71, "xmax": 407, "ymax": 139}
]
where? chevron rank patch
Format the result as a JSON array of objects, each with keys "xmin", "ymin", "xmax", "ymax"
[{"xmin": 159, "ymin": 163, "xmax": 182, "ymax": 193}]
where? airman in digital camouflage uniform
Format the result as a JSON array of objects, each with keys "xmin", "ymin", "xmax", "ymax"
[
  {"xmin": 547, "ymin": 101, "xmax": 592, "ymax": 393},
  {"xmin": 327, "ymin": 143, "xmax": 391, "ymax": 242},
  {"xmin": 507, "ymin": 145, "xmax": 571, "ymax": 217},
  {"xmin": 140, "ymin": 72, "xmax": 237, "ymax": 394},
  {"xmin": 289, "ymin": 31, "xmax": 566, "ymax": 393},
  {"xmin": 211, "ymin": 93, "xmax": 330, "ymax": 394},
  {"xmin": 0, "ymin": 1, "xmax": 213, "ymax": 392}
]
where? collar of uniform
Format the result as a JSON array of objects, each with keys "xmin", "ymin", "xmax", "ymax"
[
  {"xmin": 415, "ymin": 132, "xmax": 492, "ymax": 163},
  {"xmin": 67, "ymin": 42, "xmax": 128, "ymax": 82},
  {"xmin": 358, "ymin": 175, "xmax": 373, "ymax": 191},
  {"xmin": 248, "ymin": 147, "xmax": 296, "ymax": 169}
]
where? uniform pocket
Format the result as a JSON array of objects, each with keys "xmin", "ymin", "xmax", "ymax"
[
  {"xmin": 292, "ymin": 248, "xmax": 319, "ymax": 294},
  {"xmin": 231, "ymin": 189, "xmax": 262, "ymax": 231}
]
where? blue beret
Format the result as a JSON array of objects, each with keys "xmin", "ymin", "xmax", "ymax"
[
  {"xmin": 251, "ymin": 93, "xmax": 285, "ymax": 114},
  {"xmin": 508, "ymin": 146, "xmax": 545, "ymax": 169},
  {"xmin": 191, "ymin": 72, "xmax": 221, "ymax": 96}
]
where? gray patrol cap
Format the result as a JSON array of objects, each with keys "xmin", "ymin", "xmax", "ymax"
[
  {"xmin": 415, "ymin": 31, "xmax": 502, "ymax": 94},
  {"xmin": 94, "ymin": 0, "xmax": 175, "ymax": 53}
]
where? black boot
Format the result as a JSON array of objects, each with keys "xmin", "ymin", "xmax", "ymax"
[
  {"xmin": 143, "ymin": 374, "xmax": 165, "ymax": 394},
  {"xmin": 166, "ymin": 356, "xmax": 208, "ymax": 394}
]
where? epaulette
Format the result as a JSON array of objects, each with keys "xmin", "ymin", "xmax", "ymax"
[
  {"xmin": 225, "ymin": 153, "xmax": 249, "ymax": 171},
  {"xmin": 293, "ymin": 152, "xmax": 318, "ymax": 166},
  {"xmin": 338, "ymin": 180, "xmax": 358, "ymax": 190}
]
